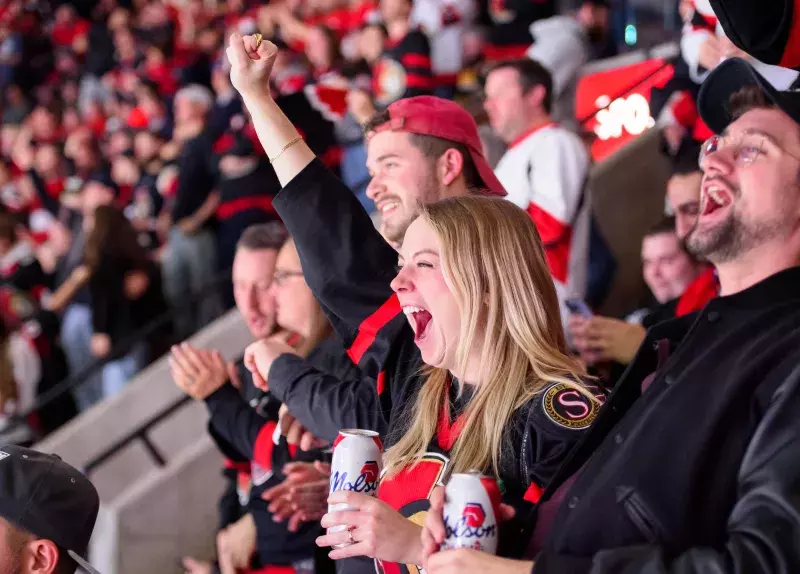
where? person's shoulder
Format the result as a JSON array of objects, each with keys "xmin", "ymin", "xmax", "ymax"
[
  {"xmin": 538, "ymin": 125, "xmax": 586, "ymax": 152},
  {"xmin": 526, "ymin": 381, "xmax": 600, "ymax": 436}
]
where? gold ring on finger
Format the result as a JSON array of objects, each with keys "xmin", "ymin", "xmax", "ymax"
[{"xmin": 254, "ymin": 33, "xmax": 263, "ymax": 50}]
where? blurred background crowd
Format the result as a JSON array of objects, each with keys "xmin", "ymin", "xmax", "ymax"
[{"xmin": 0, "ymin": 0, "xmax": 769, "ymax": 451}]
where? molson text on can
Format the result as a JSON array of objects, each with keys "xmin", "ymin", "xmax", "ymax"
[
  {"xmin": 328, "ymin": 429, "xmax": 383, "ymax": 541},
  {"xmin": 441, "ymin": 471, "xmax": 502, "ymax": 554}
]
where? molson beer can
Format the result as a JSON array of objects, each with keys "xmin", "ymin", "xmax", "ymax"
[
  {"xmin": 328, "ymin": 429, "xmax": 383, "ymax": 542},
  {"xmin": 441, "ymin": 470, "xmax": 502, "ymax": 554}
]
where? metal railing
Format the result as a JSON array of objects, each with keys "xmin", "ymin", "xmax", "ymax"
[
  {"xmin": 12, "ymin": 268, "xmax": 233, "ymax": 451},
  {"xmin": 82, "ymin": 394, "xmax": 192, "ymax": 476}
]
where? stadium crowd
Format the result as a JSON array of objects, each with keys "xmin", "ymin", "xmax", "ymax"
[{"xmin": 1, "ymin": 0, "xmax": 800, "ymax": 572}]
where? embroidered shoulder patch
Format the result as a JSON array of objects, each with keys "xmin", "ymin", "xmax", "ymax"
[{"xmin": 542, "ymin": 383, "xmax": 598, "ymax": 430}]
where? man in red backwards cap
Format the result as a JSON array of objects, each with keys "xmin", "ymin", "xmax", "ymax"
[{"xmin": 360, "ymin": 94, "xmax": 506, "ymax": 247}]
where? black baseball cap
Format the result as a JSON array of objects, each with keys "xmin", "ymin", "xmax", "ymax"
[
  {"xmin": 0, "ymin": 445, "xmax": 101, "ymax": 573},
  {"xmin": 698, "ymin": 57, "xmax": 800, "ymax": 134}
]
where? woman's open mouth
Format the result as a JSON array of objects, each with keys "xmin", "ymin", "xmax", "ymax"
[{"xmin": 403, "ymin": 305, "xmax": 433, "ymax": 342}]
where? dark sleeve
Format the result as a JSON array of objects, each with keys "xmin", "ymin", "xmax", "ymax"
[
  {"xmin": 400, "ymin": 31, "xmax": 433, "ymax": 98},
  {"xmin": 27, "ymin": 169, "xmax": 60, "ymax": 215},
  {"xmin": 205, "ymin": 383, "xmax": 279, "ymax": 471},
  {"xmin": 207, "ymin": 98, "xmax": 243, "ymax": 144},
  {"xmin": 267, "ymin": 353, "xmax": 389, "ymax": 442},
  {"xmin": 710, "ymin": 0, "xmax": 799, "ymax": 68},
  {"xmin": 521, "ymin": 385, "xmax": 598, "ymax": 504},
  {"xmin": 89, "ymin": 256, "xmax": 119, "ymax": 336},
  {"xmin": 171, "ymin": 137, "xmax": 214, "ymax": 219},
  {"xmin": 272, "ymin": 158, "xmax": 408, "ymax": 377},
  {"xmin": 218, "ymin": 466, "xmax": 246, "ymax": 530},
  {"xmin": 534, "ymin": 365, "xmax": 800, "ymax": 574}
]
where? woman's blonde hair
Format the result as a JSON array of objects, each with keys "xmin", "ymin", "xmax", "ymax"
[{"xmin": 384, "ymin": 196, "xmax": 591, "ymax": 478}]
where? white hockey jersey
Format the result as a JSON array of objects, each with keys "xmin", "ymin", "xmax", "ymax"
[
  {"xmin": 411, "ymin": 0, "xmax": 475, "ymax": 84},
  {"xmin": 495, "ymin": 122, "xmax": 591, "ymax": 324}
]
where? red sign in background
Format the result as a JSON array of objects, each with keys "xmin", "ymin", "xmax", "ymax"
[{"xmin": 577, "ymin": 58, "xmax": 676, "ymax": 162}]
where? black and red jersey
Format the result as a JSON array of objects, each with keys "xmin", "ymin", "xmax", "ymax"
[
  {"xmin": 710, "ymin": 0, "xmax": 800, "ymax": 69},
  {"xmin": 205, "ymin": 361, "xmax": 323, "ymax": 567},
  {"xmin": 205, "ymin": 340, "xmax": 363, "ymax": 568},
  {"xmin": 372, "ymin": 30, "xmax": 433, "ymax": 107},
  {"xmin": 268, "ymin": 158, "xmax": 598, "ymax": 573}
]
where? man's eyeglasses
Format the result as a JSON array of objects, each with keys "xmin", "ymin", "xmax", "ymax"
[
  {"xmin": 699, "ymin": 132, "xmax": 800, "ymax": 168},
  {"xmin": 698, "ymin": 134, "xmax": 766, "ymax": 167},
  {"xmin": 273, "ymin": 270, "xmax": 304, "ymax": 286}
]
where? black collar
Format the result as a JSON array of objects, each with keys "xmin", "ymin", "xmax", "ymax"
[{"xmin": 710, "ymin": 265, "xmax": 800, "ymax": 312}]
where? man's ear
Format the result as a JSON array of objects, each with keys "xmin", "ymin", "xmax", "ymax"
[
  {"xmin": 25, "ymin": 539, "xmax": 61, "ymax": 574},
  {"xmin": 438, "ymin": 148, "xmax": 466, "ymax": 187},
  {"xmin": 525, "ymin": 84, "xmax": 547, "ymax": 111}
]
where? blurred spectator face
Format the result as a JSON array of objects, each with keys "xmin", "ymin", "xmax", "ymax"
[
  {"xmin": 1, "ymin": 126, "xmax": 19, "ymax": 158},
  {"xmin": 576, "ymin": 2, "xmax": 609, "ymax": 42},
  {"xmin": 365, "ymin": 131, "xmax": 444, "ymax": 245},
  {"xmin": 642, "ymin": 230, "xmax": 700, "ymax": 303},
  {"xmin": 81, "ymin": 182, "xmax": 115, "ymax": 228},
  {"xmin": 134, "ymin": 131, "xmax": 161, "ymax": 163},
  {"xmin": 62, "ymin": 81, "xmax": 79, "ymax": 107},
  {"xmin": 269, "ymin": 240, "xmax": 317, "ymax": 335},
  {"xmin": 233, "ymin": 246, "xmax": 278, "ymax": 339},
  {"xmin": 173, "ymin": 91, "xmax": 211, "ymax": 125},
  {"xmin": 667, "ymin": 171, "xmax": 702, "ymax": 241},
  {"xmin": 359, "ymin": 25, "xmax": 386, "ymax": 65},
  {"xmin": 108, "ymin": 130, "xmax": 133, "ymax": 157},
  {"xmin": 74, "ymin": 141, "xmax": 99, "ymax": 173},
  {"xmin": 29, "ymin": 107, "xmax": 58, "ymax": 142},
  {"xmin": 55, "ymin": 4, "xmax": 76, "ymax": 25},
  {"xmin": 211, "ymin": 67, "xmax": 233, "ymax": 96},
  {"xmin": 305, "ymin": 27, "xmax": 335, "ymax": 72},
  {"xmin": 145, "ymin": 45, "xmax": 166, "ymax": 66},
  {"xmin": 380, "ymin": 0, "xmax": 411, "ymax": 22},
  {"xmin": 63, "ymin": 108, "xmax": 81, "ymax": 133},
  {"xmin": 5, "ymin": 84, "xmax": 23, "ymax": 105},
  {"xmin": 114, "ymin": 29, "xmax": 137, "ymax": 60},
  {"xmin": 484, "ymin": 67, "xmax": 543, "ymax": 144},
  {"xmin": 34, "ymin": 145, "xmax": 60, "ymax": 175},
  {"xmin": 108, "ymin": 8, "xmax": 131, "ymax": 31},
  {"xmin": 55, "ymin": 51, "xmax": 79, "ymax": 76},
  {"xmin": 690, "ymin": 107, "xmax": 800, "ymax": 265},
  {"xmin": 112, "ymin": 155, "xmax": 140, "ymax": 185},
  {"xmin": 198, "ymin": 29, "xmax": 221, "ymax": 54}
]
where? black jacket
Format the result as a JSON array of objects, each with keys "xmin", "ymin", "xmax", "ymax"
[
  {"xmin": 531, "ymin": 266, "xmax": 800, "ymax": 574},
  {"xmin": 269, "ymin": 159, "xmax": 599, "ymax": 573}
]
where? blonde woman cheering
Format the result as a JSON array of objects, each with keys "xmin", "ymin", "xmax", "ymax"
[{"xmin": 229, "ymin": 34, "xmax": 600, "ymax": 573}]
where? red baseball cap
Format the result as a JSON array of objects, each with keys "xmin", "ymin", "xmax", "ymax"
[{"xmin": 375, "ymin": 96, "xmax": 506, "ymax": 197}]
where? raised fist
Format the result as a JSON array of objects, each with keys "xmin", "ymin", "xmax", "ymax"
[{"xmin": 226, "ymin": 32, "xmax": 279, "ymax": 98}]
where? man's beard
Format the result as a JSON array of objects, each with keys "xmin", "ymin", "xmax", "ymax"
[{"xmin": 686, "ymin": 207, "xmax": 788, "ymax": 264}]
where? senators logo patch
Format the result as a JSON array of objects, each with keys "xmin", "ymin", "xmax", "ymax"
[
  {"xmin": 542, "ymin": 383, "xmax": 597, "ymax": 430},
  {"xmin": 373, "ymin": 58, "xmax": 407, "ymax": 107}
]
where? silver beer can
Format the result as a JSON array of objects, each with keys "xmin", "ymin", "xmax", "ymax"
[
  {"xmin": 441, "ymin": 470, "xmax": 502, "ymax": 554},
  {"xmin": 328, "ymin": 429, "xmax": 383, "ymax": 543}
]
